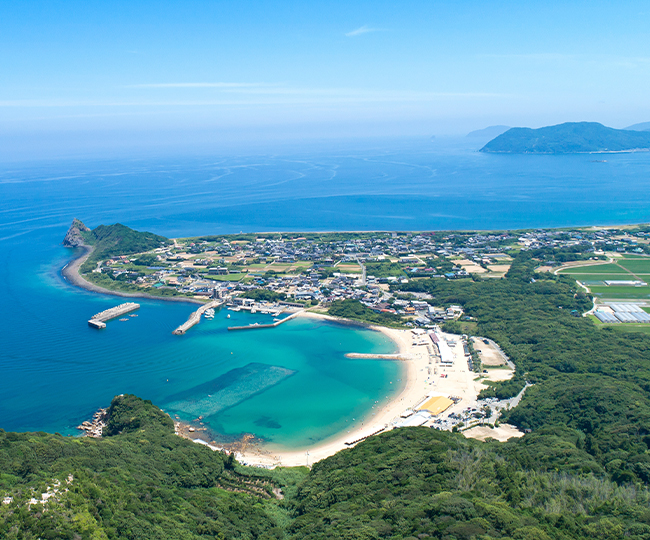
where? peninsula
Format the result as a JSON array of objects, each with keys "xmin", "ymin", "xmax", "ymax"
[
  {"xmin": 4, "ymin": 221, "xmax": 650, "ymax": 538},
  {"xmin": 60, "ymin": 219, "xmax": 650, "ymax": 467},
  {"xmin": 480, "ymin": 121, "xmax": 650, "ymax": 154}
]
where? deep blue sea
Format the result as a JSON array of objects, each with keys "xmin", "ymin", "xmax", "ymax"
[{"xmin": 1, "ymin": 136, "xmax": 650, "ymax": 447}]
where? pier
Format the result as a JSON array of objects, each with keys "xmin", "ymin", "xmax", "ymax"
[
  {"xmin": 227, "ymin": 310, "xmax": 303, "ymax": 331},
  {"xmin": 172, "ymin": 300, "xmax": 223, "ymax": 335},
  {"xmin": 345, "ymin": 353, "xmax": 409, "ymax": 360},
  {"xmin": 88, "ymin": 302, "xmax": 139, "ymax": 329}
]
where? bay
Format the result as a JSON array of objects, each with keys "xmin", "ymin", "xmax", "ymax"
[{"xmin": 1, "ymin": 136, "xmax": 649, "ymax": 446}]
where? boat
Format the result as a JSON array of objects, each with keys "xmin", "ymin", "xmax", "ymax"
[
  {"xmin": 119, "ymin": 318, "xmax": 129, "ymax": 322},
  {"xmin": 129, "ymin": 314, "xmax": 138, "ymax": 317},
  {"xmin": 227, "ymin": 314, "xmax": 231, "ymax": 319}
]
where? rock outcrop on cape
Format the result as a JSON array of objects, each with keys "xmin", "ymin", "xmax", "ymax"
[{"xmin": 63, "ymin": 218, "xmax": 91, "ymax": 247}]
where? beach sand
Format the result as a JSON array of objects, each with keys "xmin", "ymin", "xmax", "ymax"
[{"xmin": 234, "ymin": 312, "xmax": 490, "ymax": 468}]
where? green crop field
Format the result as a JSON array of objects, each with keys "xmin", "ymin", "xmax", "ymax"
[
  {"xmin": 588, "ymin": 285, "xmax": 650, "ymax": 300},
  {"xmin": 617, "ymin": 259, "xmax": 650, "ymax": 274},
  {"xmin": 609, "ymin": 324, "xmax": 650, "ymax": 336},
  {"xmin": 211, "ymin": 273, "xmax": 246, "ymax": 281},
  {"xmin": 569, "ymin": 273, "xmax": 633, "ymax": 283},
  {"xmin": 558, "ymin": 263, "xmax": 628, "ymax": 274}
]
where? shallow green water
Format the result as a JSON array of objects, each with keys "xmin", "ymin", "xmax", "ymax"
[{"xmin": 162, "ymin": 311, "xmax": 401, "ymax": 448}]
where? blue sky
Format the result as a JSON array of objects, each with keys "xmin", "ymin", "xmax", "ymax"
[{"xmin": 2, "ymin": 0, "xmax": 650, "ymax": 157}]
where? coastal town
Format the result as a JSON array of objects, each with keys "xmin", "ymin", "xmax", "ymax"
[
  {"xmin": 66, "ymin": 222, "xmax": 650, "ymax": 467},
  {"xmin": 80, "ymin": 225, "xmax": 650, "ymax": 328}
]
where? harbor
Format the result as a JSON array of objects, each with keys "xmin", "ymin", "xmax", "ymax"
[
  {"xmin": 172, "ymin": 300, "xmax": 224, "ymax": 335},
  {"xmin": 88, "ymin": 302, "xmax": 140, "ymax": 329}
]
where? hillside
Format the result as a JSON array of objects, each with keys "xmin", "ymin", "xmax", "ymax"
[
  {"xmin": 3, "ymin": 395, "xmax": 650, "ymax": 539},
  {"xmin": 63, "ymin": 219, "xmax": 170, "ymax": 275},
  {"xmin": 63, "ymin": 219, "xmax": 169, "ymax": 259},
  {"xmin": 480, "ymin": 121, "xmax": 650, "ymax": 154}
]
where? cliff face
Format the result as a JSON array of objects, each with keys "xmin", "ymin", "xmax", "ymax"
[{"xmin": 63, "ymin": 218, "xmax": 91, "ymax": 247}]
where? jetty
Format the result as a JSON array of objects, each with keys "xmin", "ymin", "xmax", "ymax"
[
  {"xmin": 172, "ymin": 300, "xmax": 223, "ymax": 335},
  {"xmin": 227, "ymin": 310, "xmax": 303, "ymax": 331},
  {"xmin": 345, "ymin": 353, "xmax": 409, "ymax": 360},
  {"xmin": 88, "ymin": 302, "xmax": 139, "ymax": 329}
]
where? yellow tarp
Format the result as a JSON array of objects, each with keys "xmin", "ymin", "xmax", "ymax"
[{"xmin": 418, "ymin": 396, "xmax": 454, "ymax": 416}]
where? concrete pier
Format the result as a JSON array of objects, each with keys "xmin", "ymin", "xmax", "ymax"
[
  {"xmin": 172, "ymin": 300, "xmax": 223, "ymax": 335},
  {"xmin": 345, "ymin": 353, "xmax": 408, "ymax": 360},
  {"xmin": 88, "ymin": 302, "xmax": 139, "ymax": 328},
  {"xmin": 227, "ymin": 310, "xmax": 303, "ymax": 331}
]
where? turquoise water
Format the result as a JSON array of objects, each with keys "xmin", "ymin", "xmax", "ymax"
[
  {"xmin": 2, "ymin": 136, "xmax": 650, "ymax": 445},
  {"xmin": 0, "ymin": 242, "xmax": 398, "ymax": 447}
]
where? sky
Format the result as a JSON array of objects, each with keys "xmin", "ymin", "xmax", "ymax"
[{"xmin": 2, "ymin": 0, "xmax": 650, "ymax": 158}]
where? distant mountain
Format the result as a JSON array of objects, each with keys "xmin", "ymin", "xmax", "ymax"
[
  {"xmin": 626, "ymin": 121, "xmax": 650, "ymax": 132},
  {"xmin": 466, "ymin": 125, "xmax": 510, "ymax": 138},
  {"xmin": 480, "ymin": 121, "xmax": 650, "ymax": 154}
]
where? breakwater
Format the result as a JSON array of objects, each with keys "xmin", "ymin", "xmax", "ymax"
[
  {"xmin": 88, "ymin": 302, "xmax": 140, "ymax": 329},
  {"xmin": 227, "ymin": 310, "xmax": 303, "ymax": 331},
  {"xmin": 172, "ymin": 300, "xmax": 223, "ymax": 335},
  {"xmin": 345, "ymin": 353, "xmax": 408, "ymax": 360}
]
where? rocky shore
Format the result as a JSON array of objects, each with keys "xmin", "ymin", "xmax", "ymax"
[{"xmin": 77, "ymin": 407, "xmax": 108, "ymax": 438}]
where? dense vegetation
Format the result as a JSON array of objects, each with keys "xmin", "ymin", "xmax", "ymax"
[
  {"xmin": 328, "ymin": 299, "xmax": 404, "ymax": 327},
  {"xmin": 77, "ymin": 222, "xmax": 169, "ymax": 274},
  {"xmin": 0, "ymin": 395, "xmax": 296, "ymax": 539},
  {"xmin": 241, "ymin": 289, "xmax": 287, "ymax": 302},
  {"xmin": 5, "ymin": 400, "xmax": 650, "ymax": 539},
  {"xmin": 397, "ymin": 250, "xmax": 650, "ymax": 483},
  {"xmin": 481, "ymin": 121, "xmax": 650, "ymax": 154}
]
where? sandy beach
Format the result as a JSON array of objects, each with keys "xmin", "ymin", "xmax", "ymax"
[
  {"xmin": 63, "ymin": 245, "xmax": 518, "ymax": 466},
  {"xmin": 231, "ymin": 311, "xmax": 499, "ymax": 468}
]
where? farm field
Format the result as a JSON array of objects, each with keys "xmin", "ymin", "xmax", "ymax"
[
  {"xmin": 558, "ymin": 263, "xmax": 628, "ymax": 274},
  {"xmin": 609, "ymin": 324, "xmax": 650, "ymax": 336},
  {"xmin": 617, "ymin": 259, "xmax": 650, "ymax": 274},
  {"xmin": 567, "ymin": 273, "xmax": 634, "ymax": 283},
  {"xmin": 588, "ymin": 285, "xmax": 650, "ymax": 300}
]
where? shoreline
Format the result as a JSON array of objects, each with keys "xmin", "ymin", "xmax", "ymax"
[
  {"xmin": 61, "ymin": 243, "xmax": 515, "ymax": 467},
  {"xmin": 61, "ymin": 245, "xmax": 205, "ymax": 305},
  {"xmin": 230, "ymin": 311, "xmax": 434, "ymax": 468}
]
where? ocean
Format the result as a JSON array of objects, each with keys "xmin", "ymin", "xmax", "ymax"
[{"xmin": 1, "ymin": 136, "xmax": 650, "ymax": 446}]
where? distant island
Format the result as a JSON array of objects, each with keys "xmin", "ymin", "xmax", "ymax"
[
  {"xmin": 480, "ymin": 121, "xmax": 650, "ymax": 154},
  {"xmin": 626, "ymin": 121, "xmax": 650, "ymax": 132},
  {"xmin": 466, "ymin": 125, "xmax": 510, "ymax": 139}
]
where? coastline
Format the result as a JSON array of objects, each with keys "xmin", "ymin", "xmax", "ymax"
[
  {"xmin": 61, "ymin": 245, "xmax": 205, "ymax": 305},
  {"xmin": 231, "ymin": 311, "xmax": 434, "ymax": 468},
  {"xmin": 229, "ymin": 312, "xmax": 517, "ymax": 467}
]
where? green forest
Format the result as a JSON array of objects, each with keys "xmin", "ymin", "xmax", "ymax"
[
  {"xmin": 78, "ymin": 223, "xmax": 170, "ymax": 274},
  {"xmin": 4, "ymin": 249, "xmax": 650, "ymax": 539}
]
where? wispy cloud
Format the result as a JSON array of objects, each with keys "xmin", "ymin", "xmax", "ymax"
[
  {"xmin": 345, "ymin": 25, "xmax": 384, "ymax": 37},
  {"xmin": 126, "ymin": 82, "xmax": 268, "ymax": 89},
  {"xmin": 0, "ymin": 88, "xmax": 514, "ymax": 110}
]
